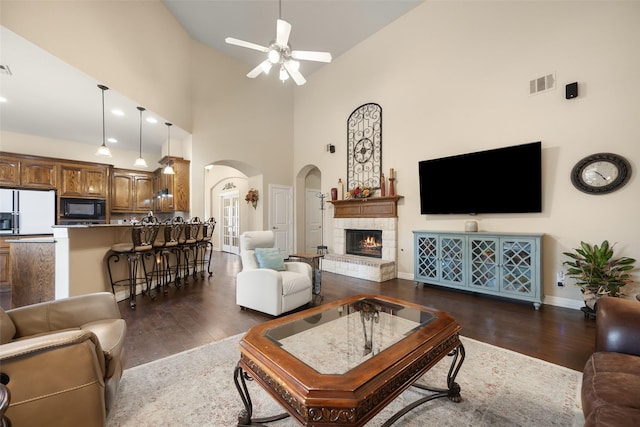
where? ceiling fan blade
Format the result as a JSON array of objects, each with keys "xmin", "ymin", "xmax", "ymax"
[
  {"xmin": 225, "ymin": 37, "xmax": 269, "ymax": 53},
  {"xmin": 276, "ymin": 19, "xmax": 292, "ymax": 46},
  {"xmin": 246, "ymin": 60, "xmax": 272, "ymax": 78},
  {"xmin": 291, "ymin": 50, "xmax": 332, "ymax": 63},
  {"xmin": 284, "ymin": 61, "xmax": 306, "ymax": 86}
]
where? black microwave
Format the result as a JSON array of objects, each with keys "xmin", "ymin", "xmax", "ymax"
[{"xmin": 60, "ymin": 198, "xmax": 106, "ymax": 220}]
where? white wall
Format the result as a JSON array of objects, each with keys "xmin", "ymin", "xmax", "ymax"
[{"xmin": 293, "ymin": 1, "xmax": 640, "ymax": 307}]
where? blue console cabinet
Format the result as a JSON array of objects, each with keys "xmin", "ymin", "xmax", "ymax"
[{"xmin": 413, "ymin": 231, "xmax": 543, "ymax": 309}]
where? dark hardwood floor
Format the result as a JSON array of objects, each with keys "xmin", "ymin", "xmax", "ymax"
[
  {"xmin": 115, "ymin": 251, "xmax": 595, "ymax": 371},
  {"xmin": 0, "ymin": 251, "xmax": 595, "ymax": 371}
]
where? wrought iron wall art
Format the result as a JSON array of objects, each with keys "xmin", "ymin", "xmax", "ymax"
[{"xmin": 347, "ymin": 103, "xmax": 382, "ymax": 191}]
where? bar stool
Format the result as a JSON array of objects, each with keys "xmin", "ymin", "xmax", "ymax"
[
  {"xmin": 194, "ymin": 217, "xmax": 216, "ymax": 278},
  {"xmin": 178, "ymin": 217, "xmax": 202, "ymax": 284},
  {"xmin": 107, "ymin": 216, "xmax": 160, "ymax": 309},
  {"xmin": 148, "ymin": 217, "xmax": 185, "ymax": 296}
]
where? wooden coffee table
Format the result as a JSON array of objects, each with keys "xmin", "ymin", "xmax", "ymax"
[{"xmin": 234, "ymin": 294, "xmax": 464, "ymax": 426}]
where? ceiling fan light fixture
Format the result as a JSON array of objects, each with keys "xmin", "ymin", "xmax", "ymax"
[
  {"xmin": 279, "ymin": 67, "xmax": 289, "ymax": 82},
  {"xmin": 95, "ymin": 84, "xmax": 112, "ymax": 157},
  {"xmin": 268, "ymin": 49, "xmax": 280, "ymax": 64},
  {"xmin": 224, "ymin": 0, "xmax": 331, "ymax": 85}
]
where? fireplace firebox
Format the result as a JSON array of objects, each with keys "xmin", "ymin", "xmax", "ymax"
[{"xmin": 346, "ymin": 229, "xmax": 383, "ymax": 258}]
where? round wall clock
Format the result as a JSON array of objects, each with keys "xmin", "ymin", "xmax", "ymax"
[{"xmin": 570, "ymin": 153, "xmax": 632, "ymax": 194}]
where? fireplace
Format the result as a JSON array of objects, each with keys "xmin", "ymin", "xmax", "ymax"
[
  {"xmin": 324, "ymin": 196, "xmax": 402, "ymax": 282},
  {"xmin": 346, "ymin": 229, "xmax": 383, "ymax": 259}
]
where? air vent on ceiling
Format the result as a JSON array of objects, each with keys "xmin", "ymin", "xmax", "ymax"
[
  {"xmin": 529, "ymin": 73, "xmax": 555, "ymax": 95},
  {"xmin": 0, "ymin": 65, "xmax": 12, "ymax": 76}
]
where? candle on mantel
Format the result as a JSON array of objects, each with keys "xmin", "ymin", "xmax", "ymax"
[{"xmin": 389, "ymin": 168, "xmax": 394, "ymax": 179}]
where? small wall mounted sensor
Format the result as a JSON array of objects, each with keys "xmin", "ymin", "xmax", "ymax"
[{"xmin": 565, "ymin": 82, "xmax": 578, "ymax": 99}]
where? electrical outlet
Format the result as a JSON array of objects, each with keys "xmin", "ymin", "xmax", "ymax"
[{"xmin": 556, "ymin": 271, "xmax": 564, "ymax": 287}]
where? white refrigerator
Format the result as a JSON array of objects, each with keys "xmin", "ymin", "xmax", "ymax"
[{"xmin": 0, "ymin": 189, "xmax": 56, "ymax": 234}]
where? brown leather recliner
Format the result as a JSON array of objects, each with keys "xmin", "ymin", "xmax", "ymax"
[
  {"xmin": 0, "ymin": 292, "xmax": 126, "ymax": 427},
  {"xmin": 581, "ymin": 296, "xmax": 640, "ymax": 426}
]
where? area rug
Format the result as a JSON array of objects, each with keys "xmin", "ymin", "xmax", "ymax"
[{"xmin": 107, "ymin": 334, "xmax": 584, "ymax": 426}]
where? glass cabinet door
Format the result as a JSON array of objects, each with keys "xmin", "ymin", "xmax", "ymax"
[
  {"xmin": 439, "ymin": 236, "xmax": 465, "ymax": 286},
  {"xmin": 415, "ymin": 234, "xmax": 438, "ymax": 281},
  {"xmin": 469, "ymin": 237, "xmax": 498, "ymax": 291},
  {"xmin": 500, "ymin": 239, "xmax": 534, "ymax": 296}
]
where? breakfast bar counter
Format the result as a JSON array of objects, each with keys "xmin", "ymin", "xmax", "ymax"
[{"xmin": 53, "ymin": 224, "xmax": 135, "ymax": 301}]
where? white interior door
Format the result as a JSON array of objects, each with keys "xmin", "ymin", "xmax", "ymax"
[
  {"xmin": 221, "ymin": 191, "xmax": 239, "ymax": 254},
  {"xmin": 269, "ymin": 184, "xmax": 293, "ymax": 258},
  {"xmin": 305, "ymin": 189, "xmax": 322, "ymax": 253}
]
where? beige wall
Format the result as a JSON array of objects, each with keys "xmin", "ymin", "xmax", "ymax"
[
  {"xmin": 293, "ymin": 1, "xmax": 640, "ymax": 307},
  {"xmin": 0, "ymin": 0, "xmax": 192, "ymax": 131},
  {"xmin": 2, "ymin": 1, "xmax": 638, "ymax": 307},
  {"xmin": 1, "ymin": 0, "xmax": 295, "ymax": 227}
]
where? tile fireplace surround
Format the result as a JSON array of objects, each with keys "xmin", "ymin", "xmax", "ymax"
[{"xmin": 323, "ymin": 196, "xmax": 402, "ymax": 282}]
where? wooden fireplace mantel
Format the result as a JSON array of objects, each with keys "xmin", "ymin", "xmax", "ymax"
[{"xmin": 326, "ymin": 195, "xmax": 403, "ymax": 218}]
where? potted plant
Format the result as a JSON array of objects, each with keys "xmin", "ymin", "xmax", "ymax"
[{"xmin": 563, "ymin": 240, "xmax": 636, "ymax": 316}]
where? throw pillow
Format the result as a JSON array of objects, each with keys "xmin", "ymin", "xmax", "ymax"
[
  {"xmin": 0, "ymin": 307, "xmax": 16, "ymax": 344},
  {"xmin": 254, "ymin": 247, "xmax": 286, "ymax": 271}
]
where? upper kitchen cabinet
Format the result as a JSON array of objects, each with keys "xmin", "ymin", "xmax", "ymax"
[
  {"xmin": 59, "ymin": 161, "xmax": 110, "ymax": 199},
  {"xmin": 111, "ymin": 169, "xmax": 155, "ymax": 213},
  {"xmin": 0, "ymin": 154, "xmax": 20, "ymax": 187},
  {"xmin": 155, "ymin": 156, "xmax": 190, "ymax": 212},
  {"xmin": 0, "ymin": 153, "xmax": 57, "ymax": 189}
]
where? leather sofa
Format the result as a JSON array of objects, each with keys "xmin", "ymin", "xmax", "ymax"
[
  {"xmin": 581, "ymin": 296, "xmax": 640, "ymax": 426},
  {"xmin": 0, "ymin": 292, "xmax": 126, "ymax": 427}
]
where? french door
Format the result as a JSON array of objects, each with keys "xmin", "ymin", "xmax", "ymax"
[{"xmin": 221, "ymin": 192, "xmax": 239, "ymax": 254}]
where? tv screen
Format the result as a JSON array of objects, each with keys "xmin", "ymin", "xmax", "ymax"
[{"xmin": 419, "ymin": 141, "xmax": 542, "ymax": 215}]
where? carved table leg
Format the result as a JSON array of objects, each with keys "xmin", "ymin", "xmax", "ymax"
[
  {"xmin": 382, "ymin": 343, "xmax": 466, "ymax": 426},
  {"xmin": 234, "ymin": 363, "xmax": 290, "ymax": 427}
]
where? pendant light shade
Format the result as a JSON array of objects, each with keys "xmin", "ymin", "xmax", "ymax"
[
  {"xmin": 134, "ymin": 106, "xmax": 148, "ymax": 167},
  {"xmin": 95, "ymin": 84, "xmax": 112, "ymax": 157},
  {"xmin": 163, "ymin": 122, "xmax": 175, "ymax": 175}
]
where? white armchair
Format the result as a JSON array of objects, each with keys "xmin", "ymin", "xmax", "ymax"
[{"xmin": 236, "ymin": 231, "xmax": 313, "ymax": 316}]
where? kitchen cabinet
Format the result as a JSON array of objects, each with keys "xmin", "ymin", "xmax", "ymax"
[
  {"xmin": 21, "ymin": 158, "xmax": 57, "ymax": 189},
  {"xmin": 0, "ymin": 155, "xmax": 21, "ymax": 187},
  {"xmin": 0, "ymin": 154, "xmax": 57, "ymax": 189},
  {"xmin": 111, "ymin": 169, "xmax": 155, "ymax": 213},
  {"xmin": 413, "ymin": 231, "xmax": 543, "ymax": 309},
  {"xmin": 155, "ymin": 157, "xmax": 190, "ymax": 213},
  {"xmin": 59, "ymin": 162, "xmax": 110, "ymax": 198}
]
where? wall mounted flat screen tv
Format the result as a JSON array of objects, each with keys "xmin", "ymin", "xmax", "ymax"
[{"xmin": 419, "ymin": 141, "xmax": 542, "ymax": 215}]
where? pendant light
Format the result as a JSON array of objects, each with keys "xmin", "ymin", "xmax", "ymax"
[
  {"xmin": 95, "ymin": 84, "xmax": 112, "ymax": 157},
  {"xmin": 163, "ymin": 122, "xmax": 175, "ymax": 175},
  {"xmin": 133, "ymin": 106, "xmax": 148, "ymax": 167}
]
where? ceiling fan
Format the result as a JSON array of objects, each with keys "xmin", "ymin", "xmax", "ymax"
[{"xmin": 224, "ymin": 2, "xmax": 332, "ymax": 85}]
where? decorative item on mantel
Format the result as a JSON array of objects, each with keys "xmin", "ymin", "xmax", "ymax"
[
  {"xmin": 330, "ymin": 187, "xmax": 338, "ymax": 201},
  {"xmin": 345, "ymin": 185, "xmax": 372, "ymax": 199},
  {"xmin": 245, "ymin": 189, "xmax": 259, "ymax": 209},
  {"xmin": 388, "ymin": 168, "xmax": 396, "ymax": 196},
  {"xmin": 337, "ymin": 178, "xmax": 344, "ymax": 200},
  {"xmin": 380, "ymin": 173, "xmax": 386, "ymax": 197}
]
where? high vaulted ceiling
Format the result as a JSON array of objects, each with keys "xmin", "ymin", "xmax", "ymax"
[{"xmin": 0, "ymin": 1, "xmax": 423, "ymax": 153}]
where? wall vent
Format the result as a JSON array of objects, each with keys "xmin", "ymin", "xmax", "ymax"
[{"xmin": 529, "ymin": 73, "xmax": 555, "ymax": 95}]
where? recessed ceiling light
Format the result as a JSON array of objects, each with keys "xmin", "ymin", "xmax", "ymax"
[
  {"xmin": 107, "ymin": 137, "xmax": 118, "ymax": 143},
  {"xmin": 146, "ymin": 117, "xmax": 158, "ymax": 124},
  {"xmin": 111, "ymin": 109, "xmax": 125, "ymax": 116}
]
